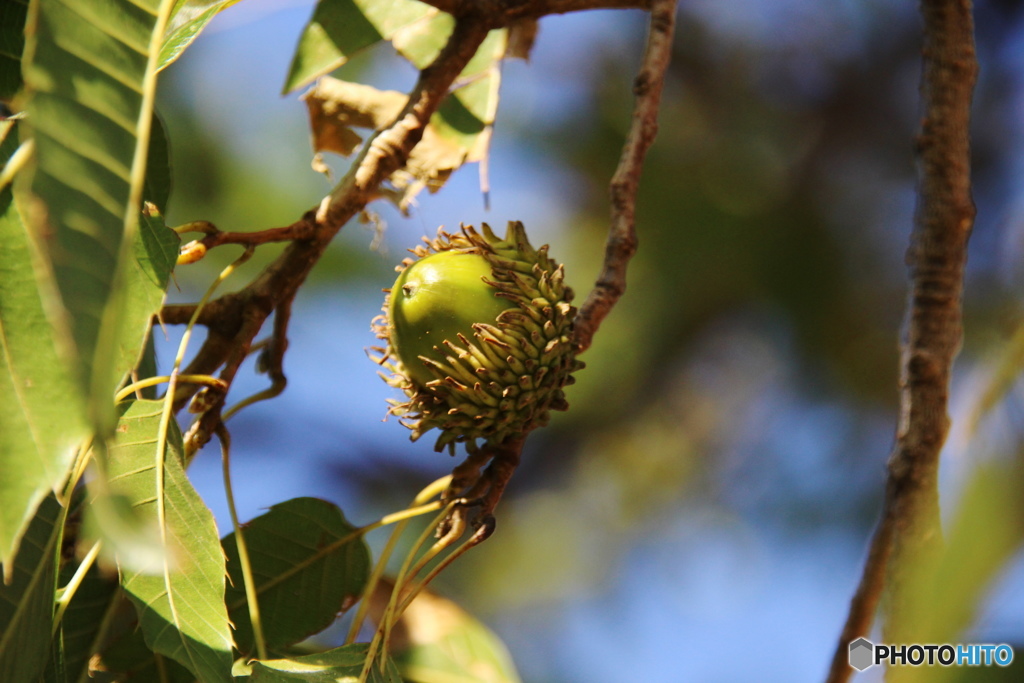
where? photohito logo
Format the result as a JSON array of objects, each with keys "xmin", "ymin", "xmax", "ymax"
[{"xmin": 849, "ymin": 637, "xmax": 1014, "ymax": 671}]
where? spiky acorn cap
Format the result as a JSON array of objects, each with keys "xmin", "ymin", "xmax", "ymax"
[{"xmin": 372, "ymin": 221, "xmax": 583, "ymax": 454}]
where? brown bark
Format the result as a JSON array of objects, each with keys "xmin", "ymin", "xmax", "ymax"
[{"xmin": 826, "ymin": 2, "xmax": 977, "ymax": 681}]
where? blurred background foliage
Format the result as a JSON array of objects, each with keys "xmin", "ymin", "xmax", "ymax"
[{"xmin": 155, "ymin": 0, "xmax": 1024, "ymax": 679}]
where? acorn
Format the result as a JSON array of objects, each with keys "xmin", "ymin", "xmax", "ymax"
[{"xmin": 372, "ymin": 222, "xmax": 583, "ymax": 454}]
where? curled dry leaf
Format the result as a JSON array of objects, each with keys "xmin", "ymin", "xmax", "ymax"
[{"xmin": 305, "ymin": 77, "xmax": 474, "ymax": 211}]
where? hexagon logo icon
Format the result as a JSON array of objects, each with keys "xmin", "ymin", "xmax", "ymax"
[{"xmin": 849, "ymin": 637, "xmax": 875, "ymax": 671}]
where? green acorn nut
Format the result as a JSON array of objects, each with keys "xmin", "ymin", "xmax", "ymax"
[
  {"xmin": 372, "ymin": 221, "xmax": 583, "ymax": 454},
  {"xmin": 388, "ymin": 250, "xmax": 513, "ymax": 387}
]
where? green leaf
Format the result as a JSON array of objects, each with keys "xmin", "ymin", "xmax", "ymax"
[
  {"xmin": 223, "ymin": 497, "xmax": 371, "ymax": 655},
  {"xmin": 107, "ymin": 400, "xmax": 233, "ymax": 682},
  {"xmin": 114, "ymin": 204, "xmax": 178, "ymax": 392},
  {"xmin": 0, "ymin": 494, "xmax": 62, "ymax": 683},
  {"xmin": 144, "ymin": 110, "xmax": 172, "ymax": 213},
  {"xmin": 0, "ymin": 0, "xmax": 28, "ymax": 101},
  {"xmin": 132, "ymin": 328, "xmax": 160, "ymax": 400},
  {"xmin": 22, "ymin": 0, "xmax": 177, "ymax": 434},
  {"xmin": 388, "ymin": 10, "xmax": 452, "ymax": 69},
  {"xmin": 916, "ymin": 463, "xmax": 1024, "ymax": 642},
  {"xmin": 392, "ymin": 587, "xmax": 522, "ymax": 683},
  {"xmin": 249, "ymin": 644, "xmax": 402, "ymax": 683},
  {"xmin": 890, "ymin": 462, "xmax": 1024, "ymax": 683},
  {"xmin": 159, "ymin": 0, "xmax": 243, "ymax": 71},
  {"xmin": 43, "ymin": 555, "xmax": 120, "ymax": 683},
  {"xmin": 282, "ymin": 0, "xmax": 433, "ymax": 94},
  {"xmin": 0, "ymin": 119, "xmax": 85, "ymax": 574},
  {"xmin": 95, "ymin": 622, "xmax": 198, "ymax": 683},
  {"xmin": 394, "ymin": 20, "xmax": 505, "ymax": 158},
  {"xmin": 301, "ymin": 18, "xmax": 506, "ymax": 208}
]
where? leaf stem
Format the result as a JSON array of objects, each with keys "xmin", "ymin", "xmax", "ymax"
[
  {"xmin": 147, "ymin": 246, "xmax": 252, "ymax": 665},
  {"xmin": 344, "ymin": 475, "xmax": 452, "ymax": 645},
  {"xmin": 0, "ymin": 138, "xmax": 33, "ymax": 192},
  {"xmin": 215, "ymin": 425, "xmax": 268, "ymax": 661},
  {"xmin": 225, "ymin": 495, "xmax": 446, "ymax": 613},
  {"xmin": 395, "ymin": 517, "xmax": 494, "ymax": 618},
  {"xmin": 359, "ymin": 502, "xmax": 458, "ymax": 681},
  {"xmin": 381, "ymin": 504, "xmax": 464, "ymax": 660},
  {"xmin": 51, "ymin": 540, "xmax": 102, "ymax": 636},
  {"xmin": 114, "ymin": 374, "xmax": 226, "ymax": 404}
]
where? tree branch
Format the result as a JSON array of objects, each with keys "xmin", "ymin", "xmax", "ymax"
[
  {"xmin": 503, "ymin": 0, "xmax": 651, "ymax": 18},
  {"xmin": 161, "ymin": 0, "xmax": 673, "ymax": 466},
  {"xmin": 572, "ymin": 0, "xmax": 676, "ymax": 353},
  {"xmin": 827, "ymin": 1, "xmax": 976, "ymax": 680},
  {"xmin": 173, "ymin": 17, "xmax": 493, "ymax": 454},
  {"xmin": 416, "ymin": 0, "xmax": 650, "ymax": 19}
]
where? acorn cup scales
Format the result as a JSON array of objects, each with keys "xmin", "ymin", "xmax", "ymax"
[{"xmin": 372, "ymin": 222, "xmax": 584, "ymax": 454}]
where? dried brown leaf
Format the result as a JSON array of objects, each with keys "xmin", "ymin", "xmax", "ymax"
[{"xmin": 304, "ymin": 77, "xmax": 473, "ymax": 210}]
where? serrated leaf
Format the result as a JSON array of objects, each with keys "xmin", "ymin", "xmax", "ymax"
[
  {"xmin": 0, "ymin": 0, "xmax": 28, "ymax": 101},
  {"xmin": 159, "ymin": 0, "xmax": 243, "ymax": 71},
  {"xmin": 107, "ymin": 400, "xmax": 233, "ymax": 682},
  {"xmin": 283, "ymin": 0, "xmax": 434, "ymax": 94},
  {"xmin": 223, "ymin": 497, "xmax": 370, "ymax": 655},
  {"xmin": 0, "ymin": 494, "xmax": 62, "ymax": 683},
  {"xmin": 0, "ymin": 119, "xmax": 85, "ymax": 574},
  {"xmin": 250, "ymin": 644, "xmax": 402, "ymax": 683},
  {"xmin": 22, "ymin": 0, "xmax": 177, "ymax": 434}
]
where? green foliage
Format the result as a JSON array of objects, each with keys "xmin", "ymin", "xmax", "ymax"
[
  {"xmin": 223, "ymin": 497, "xmax": 371, "ymax": 655},
  {"xmin": 22, "ymin": 0, "xmax": 177, "ymax": 433},
  {"xmin": 115, "ymin": 205, "xmax": 179, "ymax": 385},
  {"xmin": 105, "ymin": 399, "xmax": 234, "ymax": 682},
  {"xmin": 0, "ymin": 120, "xmax": 85, "ymax": 572},
  {"xmin": 390, "ymin": 12, "xmax": 505, "ymax": 158},
  {"xmin": 284, "ymin": 0, "xmax": 434, "ymax": 94},
  {"xmin": 14, "ymin": 0, "xmax": 1009, "ymax": 681},
  {"xmin": 160, "ymin": 0, "xmax": 243, "ymax": 71},
  {"xmin": 0, "ymin": 0, "xmax": 27, "ymax": 100},
  {"xmin": 0, "ymin": 494, "xmax": 62, "ymax": 682},
  {"xmin": 96, "ymin": 624, "xmax": 199, "ymax": 682},
  {"xmin": 43, "ymin": 558, "xmax": 120, "ymax": 683},
  {"xmin": 0, "ymin": 0, "xmax": 534, "ymax": 680},
  {"xmin": 392, "ymin": 588, "xmax": 522, "ymax": 683},
  {"xmin": 291, "ymin": 0, "xmax": 505, "ymax": 202},
  {"xmin": 247, "ymin": 644, "xmax": 402, "ymax": 682}
]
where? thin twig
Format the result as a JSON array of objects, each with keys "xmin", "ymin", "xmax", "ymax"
[
  {"xmin": 221, "ymin": 296, "xmax": 292, "ymax": 421},
  {"xmin": 572, "ymin": 0, "xmax": 676, "ymax": 353},
  {"xmin": 826, "ymin": 2, "xmax": 976, "ymax": 681},
  {"xmin": 201, "ymin": 224, "xmax": 316, "ymax": 249}
]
